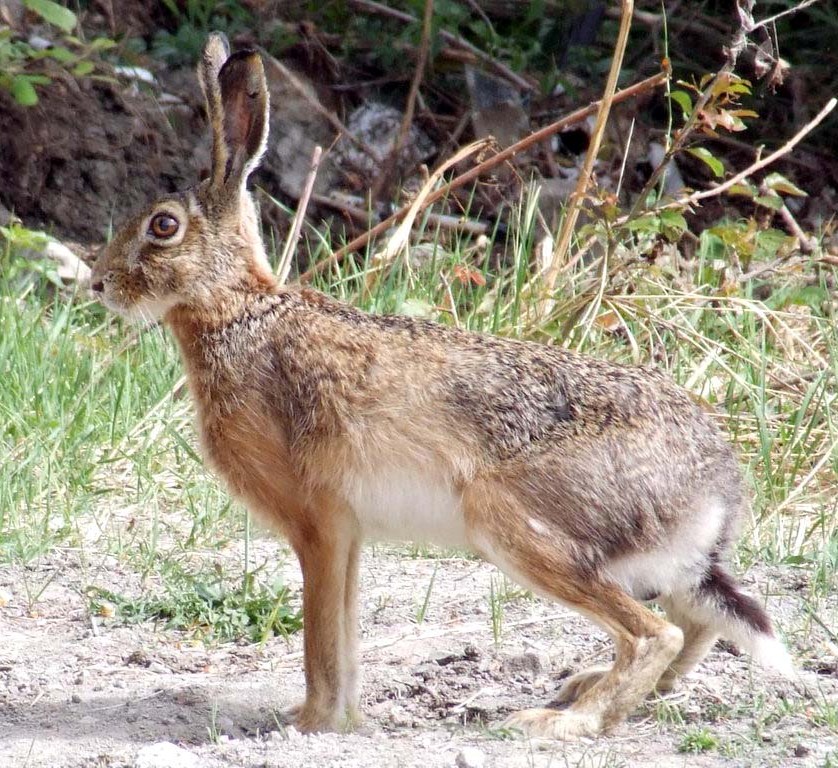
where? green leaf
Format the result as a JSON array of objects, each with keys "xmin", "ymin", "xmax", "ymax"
[
  {"xmin": 400, "ymin": 298, "xmax": 435, "ymax": 318},
  {"xmin": 626, "ymin": 214, "xmax": 661, "ymax": 234},
  {"xmin": 24, "ymin": 0, "xmax": 77, "ymax": 33},
  {"xmin": 90, "ymin": 37, "xmax": 117, "ymax": 51},
  {"xmin": 728, "ymin": 183, "xmax": 756, "ymax": 198},
  {"xmin": 763, "ymin": 172, "xmax": 807, "ymax": 197},
  {"xmin": 687, "ymin": 147, "xmax": 724, "ymax": 178},
  {"xmin": 72, "ymin": 60, "xmax": 94, "ymax": 76},
  {"xmin": 754, "ymin": 194, "xmax": 784, "ymax": 211},
  {"xmin": 42, "ymin": 45, "xmax": 75, "ymax": 63},
  {"xmin": 659, "ymin": 209, "xmax": 688, "ymax": 235},
  {"xmin": 669, "ymin": 90, "xmax": 692, "ymax": 117},
  {"xmin": 756, "ymin": 227, "xmax": 794, "ymax": 258},
  {"xmin": 11, "ymin": 75, "xmax": 38, "ymax": 105}
]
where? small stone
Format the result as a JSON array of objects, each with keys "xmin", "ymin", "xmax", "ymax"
[
  {"xmin": 148, "ymin": 662, "xmax": 171, "ymax": 675},
  {"xmin": 71, "ymin": 693, "xmax": 82, "ymax": 704},
  {"xmin": 125, "ymin": 650, "xmax": 150, "ymax": 667},
  {"xmin": 415, "ymin": 663, "xmax": 439, "ymax": 681},
  {"xmin": 134, "ymin": 742, "xmax": 200, "ymax": 768},
  {"xmin": 216, "ymin": 714, "xmax": 236, "ymax": 735},
  {"xmin": 501, "ymin": 652, "xmax": 544, "ymax": 682},
  {"xmin": 793, "ymin": 744, "xmax": 811, "ymax": 758},
  {"xmin": 463, "ymin": 645, "xmax": 481, "ymax": 661},
  {"xmin": 456, "ymin": 746, "xmax": 486, "ymax": 768}
]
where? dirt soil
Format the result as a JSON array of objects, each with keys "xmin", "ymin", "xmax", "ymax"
[{"xmin": 1, "ymin": 536, "xmax": 836, "ymax": 768}]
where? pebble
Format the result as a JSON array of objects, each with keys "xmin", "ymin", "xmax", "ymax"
[
  {"xmin": 455, "ymin": 746, "xmax": 486, "ymax": 768},
  {"xmin": 794, "ymin": 743, "xmax": 811, "ymax": 758},
  {"xmin": 134, "ymin": 742, "xmax": 200, "ymax": 768}
]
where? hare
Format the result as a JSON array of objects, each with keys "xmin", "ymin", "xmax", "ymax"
[{"xmin": 91, "ymin": 33, "xmax": 793, "ymax": 739}]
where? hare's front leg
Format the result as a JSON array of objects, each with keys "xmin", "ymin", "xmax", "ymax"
[
  {"xmin": 292, "ymin": 526, "xmax": 361, "ymax": 733},
  {"xmin": 342, "ymin": 538, "xmax": 363, "ymax": 726}
]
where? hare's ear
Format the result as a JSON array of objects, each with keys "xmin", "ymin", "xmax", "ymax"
[
  {"xmin": 198, "ymin": 32, "xmax": 231, "ymax": 188},
  {"xmin": 212, "ymin": 48, "xmax": 269, "ymax": 192}
]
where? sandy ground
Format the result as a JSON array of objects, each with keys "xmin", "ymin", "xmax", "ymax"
[{"xmin": 1, "ymin": 538, "xmax": 836, "ymax": 768}]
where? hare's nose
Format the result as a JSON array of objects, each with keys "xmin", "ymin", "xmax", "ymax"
[{"xmin": 91, "ymin": 280, "xmax": 104, "ymax": 293}]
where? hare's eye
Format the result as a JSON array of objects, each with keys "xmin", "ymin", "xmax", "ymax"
[{"xmin": 149, "ymin": 213, "xmax": 180, "ymax": 239}]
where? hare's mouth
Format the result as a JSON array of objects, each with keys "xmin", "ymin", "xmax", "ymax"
[{"xmin": 100, "ymin": 293, "xmax": 178, "ymax": 325}]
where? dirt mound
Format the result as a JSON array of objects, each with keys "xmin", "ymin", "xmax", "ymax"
[{"xmin": 0, "ymin": 62, "xmax": 202, "ymax": 243}]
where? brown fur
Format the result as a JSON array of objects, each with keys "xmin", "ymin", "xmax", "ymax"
[{"xmin": 90, "ymin": 34, "xmax": 792, "ymax": 739}]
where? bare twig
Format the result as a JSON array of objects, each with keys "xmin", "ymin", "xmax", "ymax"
[
  {"xmin": 747, "ymin": 0, "xmax": 821, "ymax": 32},
  {"xmin": 370, "ymin": 0, "xmax": 434, "ymax": 201},
  {"xmin": 669, "ymin": 98, "xmax": 837, "ymax": 209},
  {"xmin": 348, "ymin": 0, "xmax": 534, "ymax": 92},
  {"xmin": 299, "ymin": 70, "xmax": 668, "ymax": 283},
  {"xmin": 540, "ymin": 0, "xmax": 634, "ymax": 313},
  {"xmin": 277, "ymin": 145, "xmax": 322, "ymax": 286},
  {"xmin": 763, "ymin": 184, "xmax": 817, "ymax": 255}
]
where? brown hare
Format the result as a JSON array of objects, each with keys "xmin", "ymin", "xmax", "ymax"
[{"xmin": 91, "ymin": 33, "xmax": 793, "ymax": 739}]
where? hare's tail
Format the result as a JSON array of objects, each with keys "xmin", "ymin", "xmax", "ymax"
[{"xmin": 689, "ymin": 563, "xmax": 794, "ymax": 676}]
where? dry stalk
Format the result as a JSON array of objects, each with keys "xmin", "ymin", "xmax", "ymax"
[
  {"xmin": 539, "ymin": 0, "xmax": 635, "ymax": 316},
  {"xmin": 668, "ymin": 97, "xmax": 837, "ymax": 209},
  {"xmin": 277, "ymin": 145, "xmax": 322, "ymax": 286}
]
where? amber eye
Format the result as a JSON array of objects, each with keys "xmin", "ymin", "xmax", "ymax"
[{"xmin": 148, "ymin": 212, "xmax": 180, "ymax": 239}]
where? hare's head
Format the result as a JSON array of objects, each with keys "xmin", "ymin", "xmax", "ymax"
[{"xmin": 92, "ymin": 33, "xmax": 275, "ymax": 322}]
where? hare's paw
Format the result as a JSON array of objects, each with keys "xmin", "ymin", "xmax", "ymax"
[
  {"xmin": 286, "ymin": 700, "xmax": 361, "ymax": 734},
  {"xmin": 553, "ymin": 666, "xmax": 611, "ymax": 705},
  {"xmin": 503, "ymin": 707, "xmax": 602, "ymax": 740},
  {"xmin": 653, "ymin": 673, "xmax": 679, "ymax": 695}
]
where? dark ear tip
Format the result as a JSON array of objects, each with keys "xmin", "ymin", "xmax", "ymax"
[
  {"xmin": 218, "ymin": 49, "xmax": 266, "ymax": 92},
  {"xmin": 219, "ymin": 49, "xmax": 263, "ymax": 74}
]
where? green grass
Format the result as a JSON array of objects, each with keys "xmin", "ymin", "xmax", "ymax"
[{"xmin": 678, "ymin": 727, "xmax": 719, "ymax": 754}]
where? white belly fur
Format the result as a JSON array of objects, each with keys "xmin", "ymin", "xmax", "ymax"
[{"xmin": 344, "ymin": 466, "xmax": 468, "ymax": 547}]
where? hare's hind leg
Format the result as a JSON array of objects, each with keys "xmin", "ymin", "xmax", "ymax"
[
  {"xmin": 291, "ymin": 520, "xmax": 361, "ymax": 733},
  {"xmin": 655, "ymin": 597, "xmax": 717, "ymax": 693},
  {"xmin": 505, "ymin": 580, "xmax": 683, "ymax": 738},
  {"xmin": 466, "ymin": 488, "xmax": 683, "ymax": 739}
]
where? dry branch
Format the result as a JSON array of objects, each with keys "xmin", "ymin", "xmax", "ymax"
[
  {"xmin": 299, "ymin": 69, "xmax": 668, "ymax": 283},
  {"xmin": 675, "ymin": 98, "xmax": 837, "ymax": 208}
]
